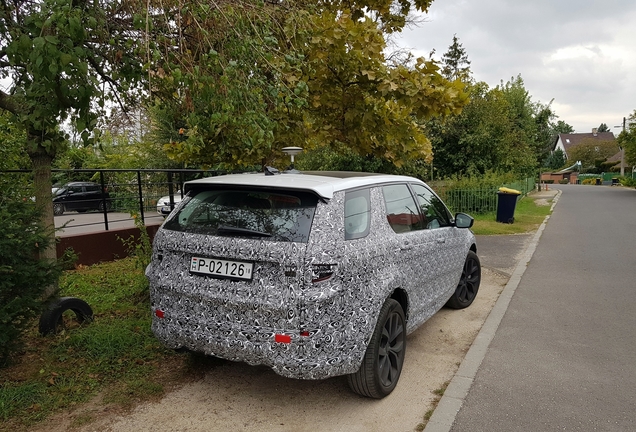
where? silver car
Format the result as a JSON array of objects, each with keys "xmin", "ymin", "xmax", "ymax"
[{"xmin": 146, "ymin": 171, "xmax": 480, "ymax": 398}]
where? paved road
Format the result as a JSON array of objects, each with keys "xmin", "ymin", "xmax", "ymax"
[
  {"xmin": 55, "ymin": 211, "xmax": 163, "ymax": 236},
  {"xmin": 448, "ymin": 185, "xmax": 636, "ymax": 431}
]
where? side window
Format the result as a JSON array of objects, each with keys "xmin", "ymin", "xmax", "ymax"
[
  {"xmin": 382, "ymin": 184, "xmax": 424, "ymax": 233},
  {"xmin": 85, "ymin": 185, "xmax": 100, "ymax": 193},
  {"xmin": 69, "ymin": 185, "xmax": 83, "ymax": 193},
  {"xmin": 410, "ymin": 184, "xmax": 451, "ymax": 229},
  {"xmin": 344, "ymin": 188, "xmax": 371, "ymax": 240}
]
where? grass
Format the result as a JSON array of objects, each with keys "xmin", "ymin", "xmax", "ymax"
[
  {"xmin": 416, "ymin": 380, "xmax": 451, "ymax": 431},
  {"xmin": 470, "ymin": 192, "xmax": 554, "ymax": 235},
  {"xmin": 0, "ymin": 258, "xmax": 190, "ymax": 431}
]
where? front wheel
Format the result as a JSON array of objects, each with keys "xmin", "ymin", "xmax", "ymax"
[
  {"xmin": 446, "ymin": 251, "xmax": 481, "ymax": 309},
  {"xmin": 53, "ymin": 203, "xmax": 65, "ymax": 216},
  {"xmin": 347, "ymin": 298, "xmax": 406, "ymax": 398}
]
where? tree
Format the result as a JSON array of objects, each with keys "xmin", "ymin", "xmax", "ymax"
[
  {"xmin": 440, "ymin": 34, "xmax": 471, "ymax": 83},
  {"xmin": 543, "ymin": 148, "xmax": 566, "ymax": 170},
  {"xmin": 149, "ymin": 2, "xmax": 467, "ymax": 170},
  {"xmin": 618, "ymin": 110, "xmax": 636, "ymax": 166},
  {"xmin": 427, "ymin": 77, "xmax": 550, "ymax": 178},
  {"xmin": 597, "ymin": 123, "xmax": 610, "ymax": 132},
  {"xmin": 0, "ymin": 0, "xmax": 144, "ymax": 295},
  {"xmin": 553, "ymin": 120, "xmax": 574, "ymax": 134},
  {"xmin": 568, "ymin": 139, "xmax": 620, "ymax": 173}
]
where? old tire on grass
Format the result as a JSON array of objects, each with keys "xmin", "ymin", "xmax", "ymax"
[
  {"xmin": 347, "ymin": 298, "xmax": 406, "ymax": 398},
  {"xmin": 39, "ymin": 297, "xmax": 94, "ymax": 335}
]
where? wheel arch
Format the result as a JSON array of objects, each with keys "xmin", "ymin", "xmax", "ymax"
[{"xmin": 389, "ymin": 288, "xmax": 409, "ymax": 323}]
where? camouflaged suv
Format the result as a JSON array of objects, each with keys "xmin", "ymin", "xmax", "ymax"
[{"xmin": 146, "ymin": 171, "xmax": 480, "ymax": 398}]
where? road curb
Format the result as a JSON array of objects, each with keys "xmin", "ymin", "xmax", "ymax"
[{"xmin": 424, "ymin": 189, "xmax": 561, "ymax": 432}]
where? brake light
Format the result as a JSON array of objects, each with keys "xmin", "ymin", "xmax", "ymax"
[
  {"xmin": 275, "ymin": 334, "xmax": 291, "ymax": 344},
  {"xmin": 311, "ymin": 264, "xmax": 337, "ymax": 283}
]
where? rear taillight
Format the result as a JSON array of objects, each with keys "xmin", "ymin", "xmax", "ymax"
[{"xmin": 311, "ymin": 264, "xmax": 337, "ymax": 283}]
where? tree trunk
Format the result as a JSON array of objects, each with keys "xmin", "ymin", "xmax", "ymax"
[{"xmin": 30, "ymin": 149, "xmax": 58, "ymax": 299}]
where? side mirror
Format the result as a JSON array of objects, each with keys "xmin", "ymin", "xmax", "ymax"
[{"xmin": 454, "ymin": 212, "xmax": 474, "ymax": 229}]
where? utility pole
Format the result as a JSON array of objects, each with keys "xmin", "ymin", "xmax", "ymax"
[{"xmin": 615, "ymin": 117, "xmax": 626, "ymax": 176}]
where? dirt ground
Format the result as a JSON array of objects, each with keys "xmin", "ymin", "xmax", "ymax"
[{"xmin": 31, "ymin": 263, "xmax": 513, "ymax": 432}]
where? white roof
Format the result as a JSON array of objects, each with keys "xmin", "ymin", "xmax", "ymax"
[{"xmin": 184, "ymin": 171, "xmax": 424, "ymax": 199}]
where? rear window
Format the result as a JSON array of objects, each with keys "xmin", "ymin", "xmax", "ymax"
[{"xmin": 163, "ymin": 187, "xmax": 319, "ymax": 243}]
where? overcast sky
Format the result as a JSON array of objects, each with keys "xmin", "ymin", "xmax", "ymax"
[{"xmin": 395, "ymin": 0, "xmax": 636, "ymax": 134}]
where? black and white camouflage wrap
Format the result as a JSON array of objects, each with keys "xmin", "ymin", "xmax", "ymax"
[{"xmin": 146, "ymin": 183, "xmax": 476, "ymax": 380}]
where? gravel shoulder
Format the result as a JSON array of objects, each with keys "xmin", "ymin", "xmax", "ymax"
[{"xmin": 37, "ymin": 236, "xmax": 530, "ymax": 432}]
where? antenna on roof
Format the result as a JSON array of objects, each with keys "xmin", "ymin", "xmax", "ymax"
[{"xmin": 282, "ymin": 147, "xmax": 303, "ymax": 172}]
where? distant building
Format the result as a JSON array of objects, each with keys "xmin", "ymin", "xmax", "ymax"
[{"xmin": 553, "ymin": 130, "xmax": 617, "ymax": 160}]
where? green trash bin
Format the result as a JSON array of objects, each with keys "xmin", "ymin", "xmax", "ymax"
[{"xmin": 496, "ymin": 187, "xmax": 521, "ymax": 224}]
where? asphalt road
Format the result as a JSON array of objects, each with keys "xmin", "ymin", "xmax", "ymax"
[
  {"xmin": 450, "ymin": 185, "xmax": 636, "ymax": 431},
  {"xmin": 55, "ymin": 211, "xmax": 163, "ymax": 236}
]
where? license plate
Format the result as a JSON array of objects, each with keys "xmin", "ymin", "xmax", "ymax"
[{"xmin": 190, "ymin": 256, "xmax": 254, "ymax": 280}]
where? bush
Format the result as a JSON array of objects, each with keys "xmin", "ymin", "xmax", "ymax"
[
  {"xmin": 619, "ymin": 177, "xmax": 636, "ymax": 187},
  {"xmin": 0, "ymin": 186, "xmax": 60, "ymax": 366},
  {"xmin": 558, "ymin": 179, "xmax": 569, "ymax": 184}
]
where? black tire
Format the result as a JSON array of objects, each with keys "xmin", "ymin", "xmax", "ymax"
[
  {"xmin": 53, "ymin": 203, "xmax": 65, "ymax": 216},
  {"xmin": 39, "ymin": 297, "xmax": 94, "ymax": 335},
  {"xmin": 347, "ymin": 298, "xmax": 406, "ymax": 398},
  {"xmin": 446, "ymin": 251, "xmax": 481, "ymax": 309},
  {"xmin": 97, "ymin": 201, "xmax": 112, "ymax": 212}
]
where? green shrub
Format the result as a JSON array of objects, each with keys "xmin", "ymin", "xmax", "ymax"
[
  {"xmin": 582, "ymin": 178, "xmax": 598, "ymax": 185},
  {"xmin": 558, "ymin": 179, "xmax": 569, "ymax": 184},
  {"xmin": 0, "ymin": 187, "xmax": 60, "ymax": 366},
  {"xmin": 619, "ymin": 177, "xmax": 636, "ymax": 187}
]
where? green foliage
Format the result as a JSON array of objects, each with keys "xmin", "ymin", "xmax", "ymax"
[
  {"xmin": 618, "ymin": 110, "xmax": 636, "ymax": 166},
  {"xmin": 543, "ymin": 148, "xmax": 566, "ymax": 170},
  {"xmin": 430, "ymin": 171, "xmax": 529, "ymax": 214},
  {"xmin": 427, "ymin": 80, "xmax": 538, "ymax": 178},
  {"xmin": 553, "ymin": 120, "xmax": 574, "ymax": 134},
  {"xmin": 148, "ymin": 2, "xmax": 466, "ymax": 170},
  {"xmin": 0, "ymin": 258, "xmax": 170, "ymax": 427},
  {"xmin": 0, "ymin": 183, "xmax": 60, "ymax": 365},
  {"xmin": 0, "ymin": 113, "xmax": 29, "ymax": 170},
  {"xmin": 440, "ymin": 34, "xmax": 471, "ymax": 83},
  {"xmin": 597, "ymin": 123, "xmax": 610, "ymax": 132},
  {"xmin": 296, "ymin": 145, "xmax": 431, "ymax": 179},
  {"xmin": 471, "ymin": 196, "xmax": 552, "ymax": 236},
  {"xmin": 619, "ymin": 176, "xmax": 636, "ymax": 187},
  {"xmin": 119, "ymin": 214, "xmax": 153, "ymax": 272},
  {"xmin": 567, "ymin": 139, "xmax": 620, "ymax": 173}
]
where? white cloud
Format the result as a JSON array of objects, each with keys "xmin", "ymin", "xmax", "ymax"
[{"xmin": 395, "ymin": 0, "xmax": 636, "ymax": 133}]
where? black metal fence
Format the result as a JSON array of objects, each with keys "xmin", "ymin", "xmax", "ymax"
[{"xmin": 1, "ymin": 168, "xmax": 220, "ymax": 232}]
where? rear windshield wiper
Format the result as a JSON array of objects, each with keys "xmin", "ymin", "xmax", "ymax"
[{"xmin": 217, "ymin": 225, "xmax": 272, "ymax": 238}]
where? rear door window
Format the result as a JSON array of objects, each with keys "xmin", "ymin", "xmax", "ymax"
[
  {"xmin": 382, "ymin": 184, "xmax": 424, "ymax": 233},
  {"xmin": 344, "ymin": 188, "xmax": 370, "ymax": 240},
  {"xmin": 163, "ymin": 188, "xmax": 319, "ymax": 243}
]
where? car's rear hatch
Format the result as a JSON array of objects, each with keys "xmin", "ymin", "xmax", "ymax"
[{"xmin": 148, "ymin": 186, "xmax": 320, "ymax": 346}]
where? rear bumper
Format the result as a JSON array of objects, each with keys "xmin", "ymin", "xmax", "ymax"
[{"xmin": 151, "ymin": 310, "xmax": 364, "ymax": 380}]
